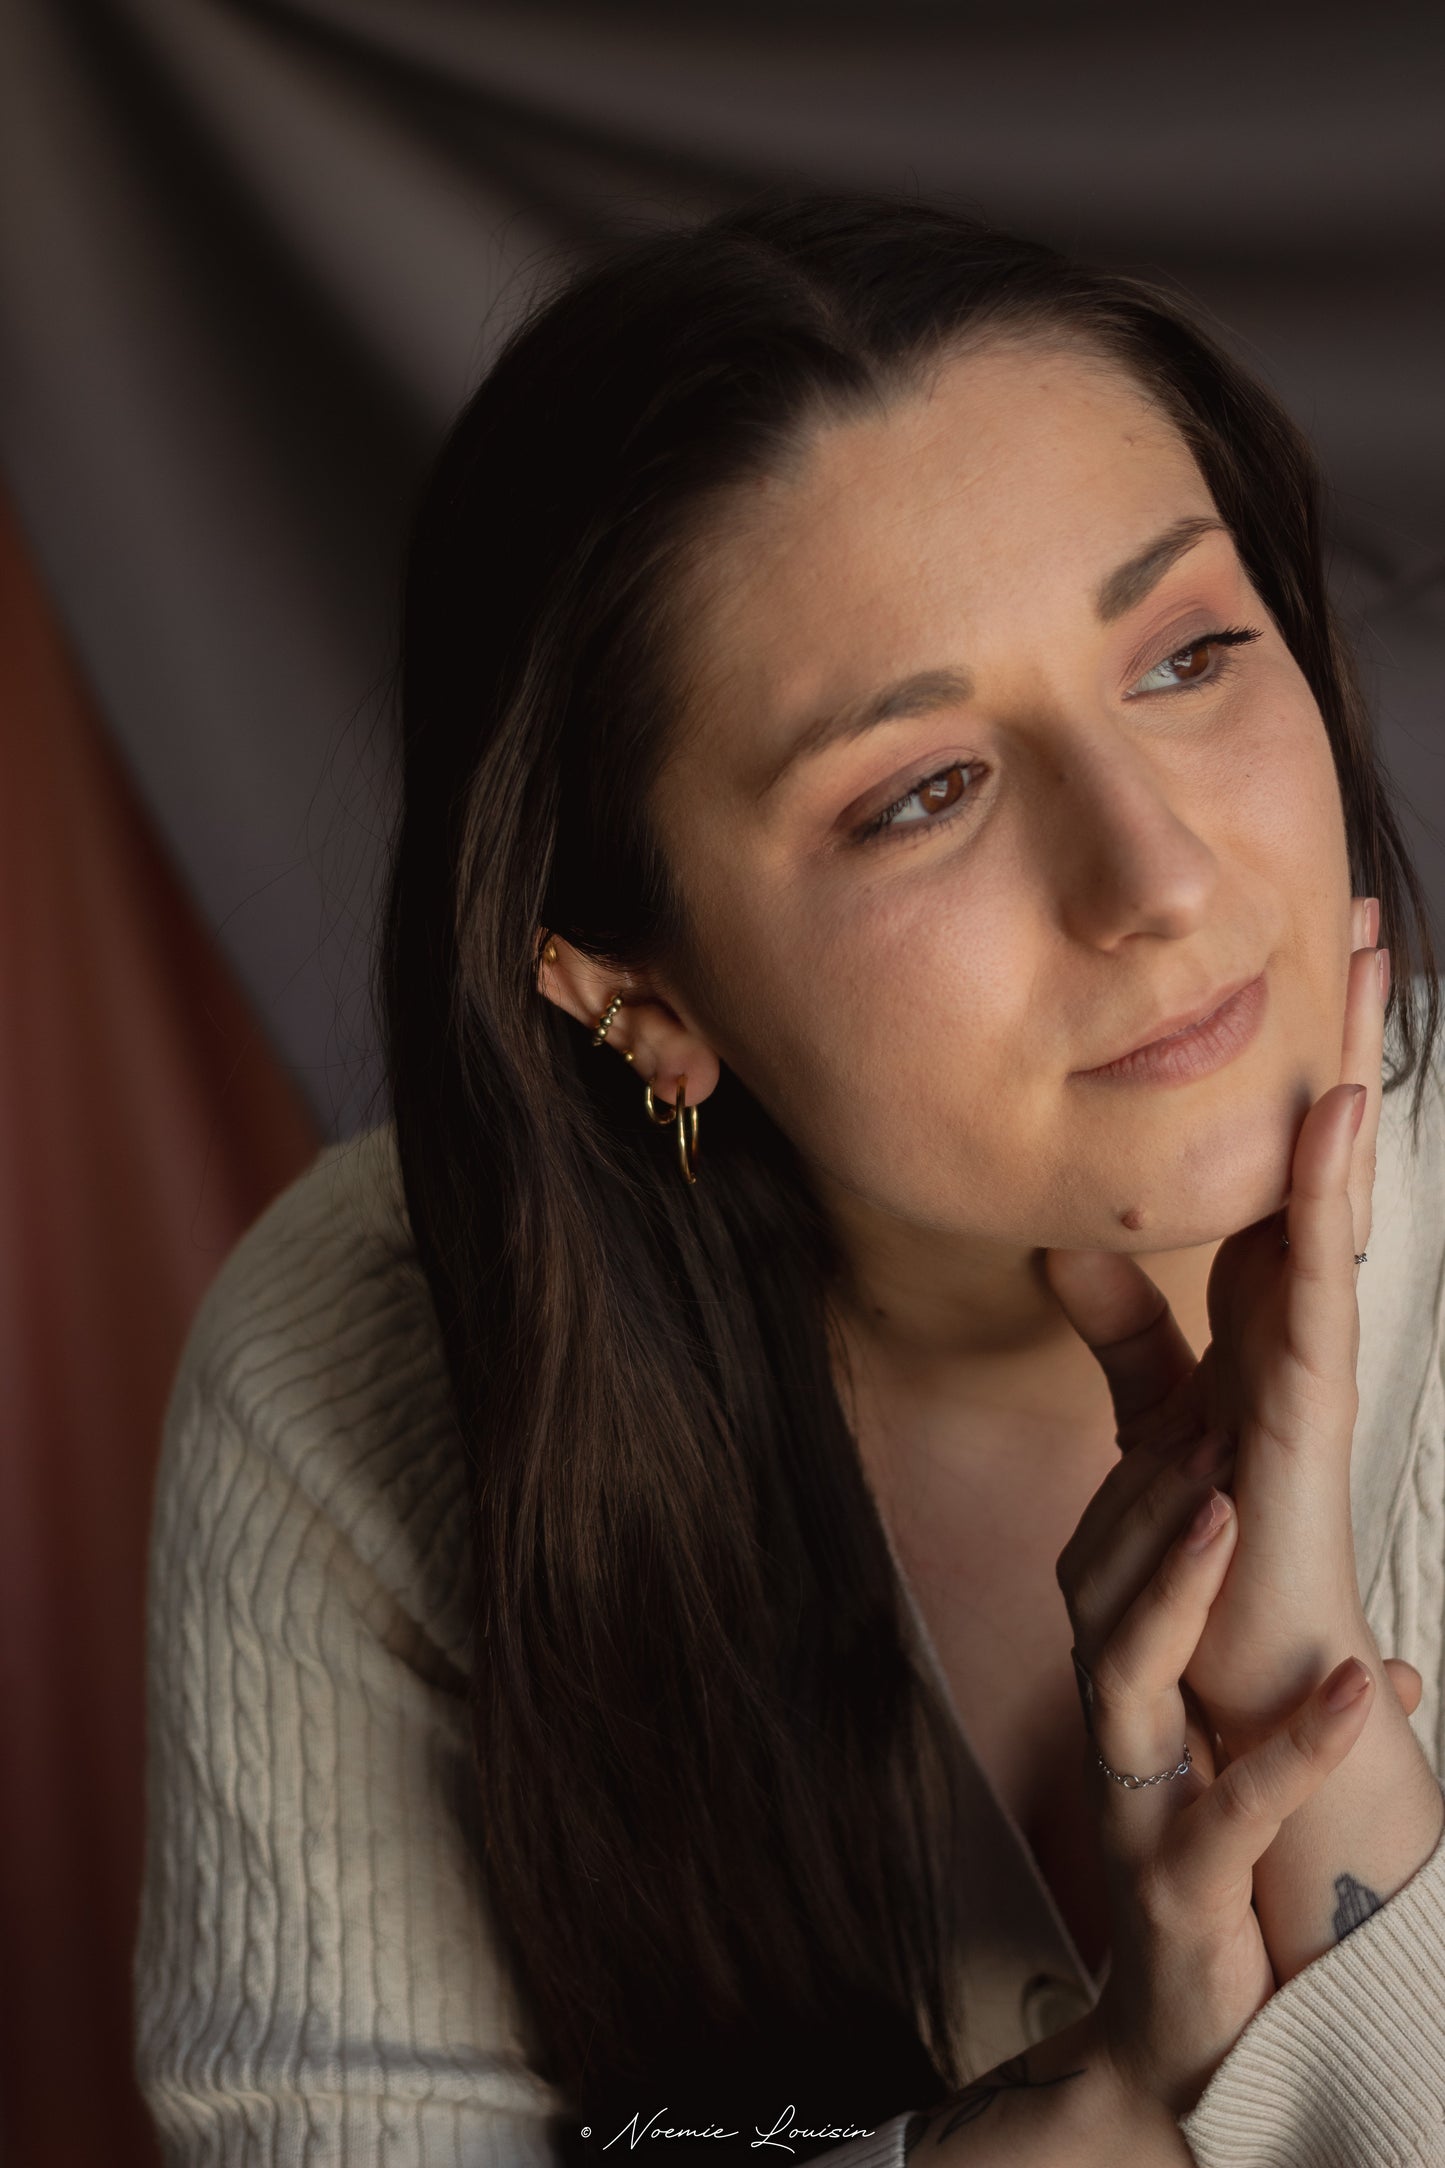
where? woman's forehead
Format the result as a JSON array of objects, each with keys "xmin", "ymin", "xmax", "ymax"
[
  {"xmin": 765, "ymin": 348, "xmax": 1192, "ymax": 553},
  {"xmin": 670, "ymin": 347, "xmax": 1219, "ymax": 750}
]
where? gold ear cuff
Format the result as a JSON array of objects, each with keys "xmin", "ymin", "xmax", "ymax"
[{"xmin": 593, "ymin": 987, "xmax": 700, "ymax": 1185}]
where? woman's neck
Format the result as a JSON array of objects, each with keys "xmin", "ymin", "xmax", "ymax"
[{"xmin": 823, "ymin": 1206, "xmax": 1221, "ymax": 1477}]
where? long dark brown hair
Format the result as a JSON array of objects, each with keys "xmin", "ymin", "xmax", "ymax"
[{"xmin": 373, "ymin": 187, "xmax": 1440, "ymax": 2159}]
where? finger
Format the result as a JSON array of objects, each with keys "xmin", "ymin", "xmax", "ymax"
[
  {"xmin": 1178, "ymin": 1676, "xmax": 1222, "ymax": 1785},
  {"xmin": 1054, "ymin": 1304, "xmax": 1234, "ymax": 1578},
  {"xmin": 1274, "ymin": 1080, "xmax": 1367, "ymax": 1406},
  {"xmin": 1162, "ymin": 1655, "xmax": 1375, "ymax": 1911},
  {"xmin": 1349, "ymin": 894, "xmax": 1379, "ymax": 952},
  {"xmin": 1043, "ymin": 1248, "xmax": 1200, "ymax": 1448},
  {"xmin": 1083, "ymin": 1488, "xmax": 1238, "ymax": 1863},
  {"xmin": 1058, "ymin": 1427, "xmax": 1235, "ymax": 1640},
  {"xmin": 1383, "ymin": 1657, "xmax": 1423, "ymax": 1718},
  {"xmin": 1338, "ymin": 930, "xmax": 1386, "ymax": 1262}
]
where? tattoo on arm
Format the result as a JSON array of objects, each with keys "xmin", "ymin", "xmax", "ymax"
[
  {"xmin": 902, "ymin": 2053, "xmax": 1087, "ymax": 2152},
  {"xmin": 1331, "ymin": 1870, "xmax": 1383, "ymax": 1942}
]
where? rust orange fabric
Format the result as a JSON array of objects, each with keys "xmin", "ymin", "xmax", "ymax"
[{"xmin": 0, "ymin": 481, "xmax": 321, "ymax": 2167}]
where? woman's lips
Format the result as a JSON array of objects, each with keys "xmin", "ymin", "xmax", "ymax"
[{"xmin": 1071, "ymin": 972, "xmax": 1269, "ymax": 1086}]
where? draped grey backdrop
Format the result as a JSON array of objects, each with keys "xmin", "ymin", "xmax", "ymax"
[{"xmin": 2, "ymin": 0, "xmax": 1442, "ymax": 1143}]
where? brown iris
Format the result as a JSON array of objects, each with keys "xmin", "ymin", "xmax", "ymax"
[
  {"xmin": 914, "ymin": 764, "xmax": 971, "ymax": 817},
  {"xmin": 1164, "ymin": 639, "xmax": 1213, "ymax": 684}
]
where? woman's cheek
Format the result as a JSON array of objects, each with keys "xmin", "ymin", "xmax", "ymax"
[{"xmin": 1237, "ymin": 679, "xmax": 1345, "ymax": 860}]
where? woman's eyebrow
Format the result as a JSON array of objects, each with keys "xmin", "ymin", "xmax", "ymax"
[
  {"xmin": 1094, "ymin": 512, "xmax": 1229, "ymax": 623},
  {"xmin": 753, "ymin": 512, "xmax": 1231, "ymax": 802}
]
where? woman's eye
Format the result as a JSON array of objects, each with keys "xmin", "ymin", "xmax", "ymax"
[
  {"xmin": 851, "ymin": 625, "xmax": 1263, "ymax": 850},
  {"xmin": 855, "ymin": 760, "xmax": 981, "ymax": 845},
  {"xmin": 1130, "ymin": 624, "xmax": 1262, "ymax": 695}
]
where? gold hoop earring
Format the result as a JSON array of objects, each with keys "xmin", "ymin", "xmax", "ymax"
[
  {"xmin": 675, "ymin": 1084, "xmax": 700, "ymax": 1184},
  {"xmin": 642, "ymin": 1080, "xmax": 675, "ymax": 1125},
  {"xmin": 591, "ymin": 992, "xmax": 624, "ymax": 1046},
  {"xmin": 642, "ymin": 1075, "xmax": 700, "ymax": 1184}
]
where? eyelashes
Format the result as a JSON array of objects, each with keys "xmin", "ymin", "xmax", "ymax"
[
  {"xmin": 854, "ymin": 759, "xmax": 986, "ymax": 847},
  {"xmin": 1129, "ymin": 623, "xmax": 1261, "ymax": 695},
  {"xmin": 852, "ymin": 624, "xmax": 1264, "ymax": 849}
]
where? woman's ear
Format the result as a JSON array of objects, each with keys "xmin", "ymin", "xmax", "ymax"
[
  {"xmin": 536, "ymin": 935, "xmax": 619, "ymax": 1035},
  {"xmin": 536, "ymin": 934, "xmax": 722, "ymax": 1107}
]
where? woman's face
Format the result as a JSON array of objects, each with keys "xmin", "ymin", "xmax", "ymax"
[{"xmin": 648, "ymin": 338, "xmax": 1353, "ymax": 1258}]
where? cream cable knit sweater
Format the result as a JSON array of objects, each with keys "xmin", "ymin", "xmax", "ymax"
[{"xmin": 134, "ymin": 1010, "xmax": 1445, "ymax": 2167}]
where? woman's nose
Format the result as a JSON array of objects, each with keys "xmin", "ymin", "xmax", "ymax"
[{"xmin": 1044, "ymin": 741, "xmax": 1220, "ymax": 949}]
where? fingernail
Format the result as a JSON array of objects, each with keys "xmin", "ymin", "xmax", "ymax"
[
  {"xmin": 1183, "ymin": 1430, "xmax": 1230, "ymax": 1479},
  {"xmin": 1377, "ymin": 946, "xmax": 1391, "ymax": 1006},
  {"xmin": 1183, "ymin": 1489, "xmax": 1230, "ymax": 1552},
  {"xmin": 1350, "ymin": 1083, "xmax": 1367, "ymax": 1136},
  {"xmin": 1365, "ymin": 897, "xmax": 1380, "ymax": 947},
  {"xmin": 1324, "ymin": 1657, "xmax": 1372, "ymax": 1710}
]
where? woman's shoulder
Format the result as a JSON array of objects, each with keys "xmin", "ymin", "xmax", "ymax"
[
  {"xmin": 175, "ymin": 1119, "xmax": 425, "ymax": 1390},
  {"xmin": 154, "ymin": 1118, "xmax": 475, "ymax": 1674}
]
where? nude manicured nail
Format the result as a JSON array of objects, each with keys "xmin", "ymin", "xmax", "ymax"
[
  {"xmin": 1184, "ymin": 1490, "xmax": 1230, "ymax": 1552},
  {"xmin": 1377, "ymin": 946, "xmax": 1391, "ymax": 1005},
  {"xmin": 1365, "ymin": 897, "xmax": 1380, "ymax": 946},
  {"xmin": 1324, "ymin": 1657, "xmax": 1372, "ymax": 1710}
]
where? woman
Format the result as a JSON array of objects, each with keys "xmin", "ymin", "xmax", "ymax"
[{"xmin": 134, "ymin": 190, "xmax": 1445, "ymax": 2167}]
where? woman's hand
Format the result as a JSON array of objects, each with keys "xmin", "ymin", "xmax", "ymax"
[
  {"xmin": 1052, "ymin": 1439, "xmax": 1377, "ymax": 2123},
  {"xmin": 1043, "ymin": 906, "xmax": 1443, "ymax": 1996},
  {"xmin": 905, "ymin": 1456, "xmax": 1381, "ymax": 2163},
  {"xmin": 1042, "ymin": 898, "xmax": 1388, "ymax": 1757}
]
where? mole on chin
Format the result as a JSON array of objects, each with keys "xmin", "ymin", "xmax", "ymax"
[{"xmin": 1120, "ymin": 1206, "xmax": 1147, "ymax": 1231}]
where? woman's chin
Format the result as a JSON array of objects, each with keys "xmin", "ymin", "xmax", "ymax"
[{"xmin": 1095, "ymin": 1105, "xmax": 1299, "ymax": 1253}]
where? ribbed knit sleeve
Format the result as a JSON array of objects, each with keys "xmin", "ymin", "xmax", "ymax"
[
  {"xmin": 131, "ymin": 1135, "xmax": 928, "ymax": 2167},
  {"xmin": 132, "ymin": 1370, "xmax": 565, "ymax": 2164},
  {"xmin": 1175, "ymin": 1785, "xmax": 1445, "ymax": 2167}
]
